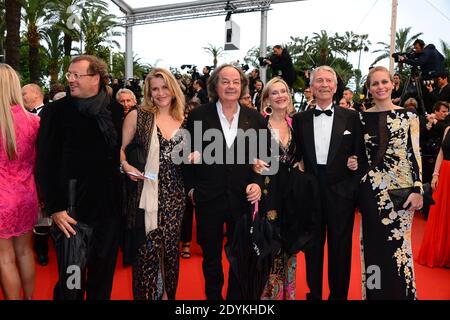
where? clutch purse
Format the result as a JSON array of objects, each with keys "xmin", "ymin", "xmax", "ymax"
[
  {"xmin": 125, "ymin": 142, "xmax": 146, "ymax": 172},
  {"xmin": 388, "ymin": 187, "xmax": 414, "ymax": 211}
]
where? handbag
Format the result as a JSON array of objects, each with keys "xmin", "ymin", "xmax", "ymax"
[
  {"xmin": 124, "ymin": 142, "xmax": 146, "ymax": 173},
  {"xmin": 388, "ymin": 187, "xmax": 414, "ymax": 211}
]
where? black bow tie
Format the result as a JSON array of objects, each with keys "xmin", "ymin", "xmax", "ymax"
[
  {"xmin": 29, "ymin": 106, "xmax": 42, "ymax": 114},
  {"xmin": 314, "ymin": 109, "xmax": 333, "ymax": 117}
]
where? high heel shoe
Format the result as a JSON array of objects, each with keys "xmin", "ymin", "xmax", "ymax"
[{"xmin": 181, "ymin": 242, "xmax": 191, "ymax": 259}]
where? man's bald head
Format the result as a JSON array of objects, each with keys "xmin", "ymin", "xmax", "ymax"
[{"xmin": 22, "ymin": 84, "xmax": 44, "ymax": 110}]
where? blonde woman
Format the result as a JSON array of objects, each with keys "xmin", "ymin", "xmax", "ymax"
[
  {"xmin": 353, "ymin": 66, "xmax": 423, "ymax": 299},
  {"xmin": 0, "ymin": 64, "xmax": 40, "ymax": 299},
  {"xmin": 120, "ymin": 68, "xmax": 186, "ymax": 300},
  {"xmin": 255, "ymin": 77, "xmax": 299, "ymax": 300},
  {"xmin": 255, "ymin": 77, "xmax": 314, "ymax": 300}
]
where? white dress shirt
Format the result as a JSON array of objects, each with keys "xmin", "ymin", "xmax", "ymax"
[
  {"xmin": 216, "ymin": 101, "xmax": 240, "ymax": 148},
  {"xmin": 313, "ymin": 103, "xmax": 334, "ymax": 165}
]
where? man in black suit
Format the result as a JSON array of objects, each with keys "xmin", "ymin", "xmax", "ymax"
[
  {"xmin": 292, "ymin": 65, "xmax": 364, "ymax": 300},
  {"xmin": 185, "ymin": 64, "xmax": 267, "ymax": 300},
  {"xmin": 36, "ymin": 55, "xmax": 123, "ymax": 300},
  {"xmin": 22, "ymin": 83, "xmax": 51, "ymax": 267},
  {"xmin": 426, "ymin": 71, "xmax": 450, "ymax": 105}
]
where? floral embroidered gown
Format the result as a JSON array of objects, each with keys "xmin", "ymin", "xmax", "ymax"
[{"xmin": 358, "ymin": 110, "xmax": 422, "ymax": 300}]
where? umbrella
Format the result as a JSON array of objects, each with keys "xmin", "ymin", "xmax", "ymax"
[
  {"xmin": 227, "ymin": 202, "xmax": 281, "ymax": 300},
  {"xmin": 52, "ymin": 179, "xmax": 93, "ymax": 300}
]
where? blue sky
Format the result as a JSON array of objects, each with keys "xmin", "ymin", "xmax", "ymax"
[{"xmin": 108, "ymin": 0, "xmax": 450, "ymax": 78}]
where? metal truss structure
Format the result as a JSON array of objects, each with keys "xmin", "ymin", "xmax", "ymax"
[
  {"xmin": 111, "ymin": 0, "xmax": 301, "ymax": 26},
  {"xmin": 110, "ymin": 0, "xmax": 304, "ymax": 78}
]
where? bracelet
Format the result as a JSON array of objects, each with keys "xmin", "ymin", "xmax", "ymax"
[
  {"xmin": 432, "ymin": 172, "xmax": 439, "ymax": 177},
  {"xmin": 119, "ymin": 160, "xmax": 128, "ymax": 174}
]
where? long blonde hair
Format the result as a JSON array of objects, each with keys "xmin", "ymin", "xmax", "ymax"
[
  {"xmin": 0, "ymin": 64, "xmax": 25, "ymax": 160},
  {"xmin": 141, "ymin": 68, "xmax": 185, "ymax": 121}
]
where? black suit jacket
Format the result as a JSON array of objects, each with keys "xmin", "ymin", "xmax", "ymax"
[
  {"xmin": 292, "ymin": 105, "xmax": 365, "ymax": 200},
  {"xmin": 185, "ymin": 102, "xmax": 266, "ymax": 215},
  {"xmin": 428, "ymin": 84, "xmax": 450, "ymax": 104},
  {"xmin": 36, "ymin": 95, "xmax": 124, "ymax": 224}
]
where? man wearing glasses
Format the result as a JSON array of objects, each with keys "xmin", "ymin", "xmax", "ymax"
[{"xmin": 36, "ymin": 55, "xmax": 124, "ymax": 300}]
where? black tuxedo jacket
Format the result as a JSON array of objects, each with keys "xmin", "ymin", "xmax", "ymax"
[
  {"xmin": 292, "ymin": 105, "xmax": 365, "ymax": 199},
  {"xmin": 185, "ymin": 102, "xmax": 266, "ymax": 214}
]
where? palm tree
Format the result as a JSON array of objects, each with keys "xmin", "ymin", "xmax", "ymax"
[
  {"xmin": 52, "ymin": 0, "xmax": 108, "ymax": 56},
  {"xmin": 80, "ymin": 5, "xmax": 121, "ymax": 58},
  {"xmin": 42, "ymin": 26, "xmax": 64, "ymax": 84},
  {"xmin": 243, "ymin": 46, "xmax": 262, "ymax": 68},
  {"xmin": 440, "ymin": 39, "xmax": 450, "ymax": 73},
  {"xmin": 202, "ymin": 43, "xmax": 225, "ymax": 68},
  {"xmin": 371, "ymin": 27, "xmax": 423, "ymax": 72},
  {"xmin": 22, "ymin": 0, "xmax": 57, "ymax": 83},
  {"xmin": 309, "ymin": 30, "xmax": 348, "ymax": 66},
  {"xmin": 111, "ymin": 52, "xmax": 153, "ymax": 80},
  {"xmin": 4, "ymin": 0, "xmax": 22, "ymax": 70}
]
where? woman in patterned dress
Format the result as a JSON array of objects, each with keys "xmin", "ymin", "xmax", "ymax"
[
  {"xmin": 351, "ymin": 66, "xmax": 423, "ymax": 299},
  {"xmin": 120, "ymin": 68, "xmax": 186, "ymax": 300},
  {"xmin": 254, "ymin": 77, "xmax": 297, "ymax": 300},
  {"xmin": 0, "ymin": 64, "xmax": 40, "ymax": 299}
]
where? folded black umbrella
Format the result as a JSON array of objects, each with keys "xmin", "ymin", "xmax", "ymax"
[
  {"xmin": 52, "ymin": 179, "xmax": 93, "ymax": 300},
  {"xmin": 227, "ymin": 202, "xmax": 281, "ymax": 300}
]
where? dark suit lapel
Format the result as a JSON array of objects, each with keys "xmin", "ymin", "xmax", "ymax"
[
  {"xmin": 303, "ymin": 110, "xmax": 318, "ymax": 169},
  {"xmin": 205, "ymin": 102, "xmax": 225, "ymax": 135},
  {"xmin": 237, "ymin": 106, "xmax": 251, "ymax": 131},
  {"xmin": 327, "ymin": 106, "xmax": 346, "ymax": 165}
]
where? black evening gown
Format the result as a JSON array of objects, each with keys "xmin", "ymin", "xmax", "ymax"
[{"xmin": 358, "ymin": 109, "xmax": 422, "ymax": 300}]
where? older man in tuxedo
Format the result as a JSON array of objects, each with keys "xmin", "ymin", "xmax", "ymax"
[
  {"xmin": 185, "ymin": 64, "xmax": 267, "ymax": 300},
  {"xmin": 292, "ymin": 65, "xmax": 364, "ymax": 300}
]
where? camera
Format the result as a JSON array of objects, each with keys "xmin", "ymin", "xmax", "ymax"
[
  {"xmin": 240, "ymin": 64, "xmax": 249, "ymax": 72},
  {"xmin": 423, "ymin": 80, "xmax": 434, "ymax": 86},
  {"xmin": 181, "ymin": 64, "xmax": 197, "ymax": 74},
  {"xmin": 392, "ymin": 47, "xmax": 417, "ymax": 63},
  {"xmin": 258, "ymin": 56, "xmax": 271, "ymax": 67}
]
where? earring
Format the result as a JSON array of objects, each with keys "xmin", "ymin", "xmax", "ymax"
[{"xmin": 264, "ymin": 105, "xmax": 273, "ymax": 116}]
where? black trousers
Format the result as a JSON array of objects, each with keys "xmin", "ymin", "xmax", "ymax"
[
  {"xmin": 195, "ymin": 195, "xmax": 241, "ymax": 300},
  {"xmin": 421, "ymin": 155, "xmax": 437, "ymax": 220},
  {"xmin": 180, "ymin": 196, "xmax": 194, "ymax": 243},
  {"xmin": 53, "ymin": 217, "xmax": 120, "ymax": 300},
  {"xmin": 305, "ymin": 167, "xmax": 356, "ymax": 300},
  {"xmin": 34, "ymin": 226, "xmax": 50, "ymax": 257}
]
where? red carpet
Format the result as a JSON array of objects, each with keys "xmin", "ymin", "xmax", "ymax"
[{"xmin": 1, "ymin": 213, "xmax": 449, "ymax": 300}]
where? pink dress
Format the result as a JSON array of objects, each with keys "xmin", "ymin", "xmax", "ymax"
[{"xmin": 0, "ymin": 105, "xmax": 40, "ymax": 238}]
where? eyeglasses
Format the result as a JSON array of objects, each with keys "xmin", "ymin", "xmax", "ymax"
[
  {"xmin": 242, "ymin": 96, "xmax": 252, "ymax": 100},
  {"xmin": 65, "ymin": 72, "xmax": 95, "ymax": 80}
]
